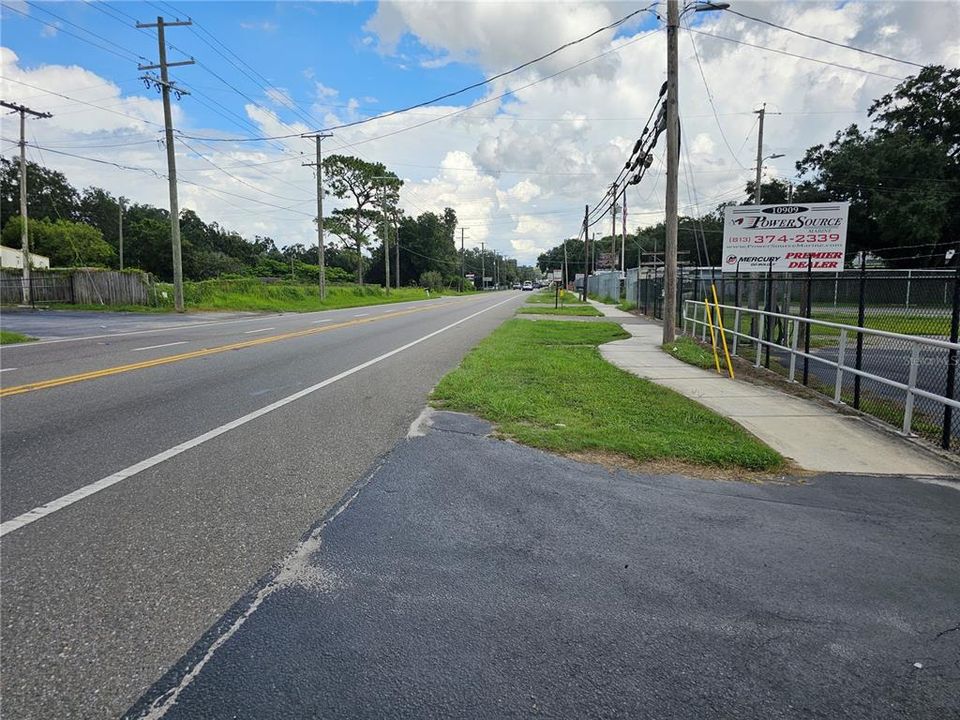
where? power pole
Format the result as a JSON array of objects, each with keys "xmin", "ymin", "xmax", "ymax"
[
  {"xmin": 581, "ymin": 204, "xmax": 589, "ymax": 301},
  {"xmin": 393, "ymin": 212, "xmax": 400, "ymax": 289},
  {"xmin": 662, "ymin": 0, "xmax": 680, "ymax": 342},
  {"xmin": 381, "ymin": 184, "xmax": 390, "ymax": 293},
  {"xmin": 302, "ymin": 132, "xmax": 332, "ymax": 300},
  {"xmin": 1, "ymin": 101, "xmax": 52, "ymax": 305},
  {"xmin": 621, "ymin": 188, "xmax": 627, "ymax": 273},
  {"xmin": 563, "ymin": 235, "xmax": 569, "ymax": 289},
  {"xmin": 610, "ymin": 181, "xmax": 618, "ymax": 272},
  {"xmin": 748, "ymin": 102, "xmax": 767, "ymax": 326},
  {"xmin": 118, "ymin": 196, "xmax": 125, "ymax": 270},
  {"xmin": 481, "ymin": 241, "xmax": 485, "ymax": 291},
  {"xmin": 754, "ymin": 103, "xmax": 766, "ymax": 205},
  {"xmin": 137, "ymin": 16, "xmax": 194, "ymax": 313},
  {"xmin": 460, "ymin": 228, "xmax": 467, "ymax": 291}
]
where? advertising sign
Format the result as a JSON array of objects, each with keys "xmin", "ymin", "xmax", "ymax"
[{"xmin": 722, "ymin": 202, "xmax": 849, "ymax": 272}]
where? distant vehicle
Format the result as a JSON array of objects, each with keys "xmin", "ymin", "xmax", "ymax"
[
  {"xmin": 512, "ymin": 283, "xmax": 522, "ymax": 290},
  {"xmin": 522, "ymin": 281, "xmax": 533, "ymax": 291}
]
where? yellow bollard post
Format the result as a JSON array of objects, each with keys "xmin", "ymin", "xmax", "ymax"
[
  {"xmin": 711, "ymin": 284, "xmax": 735, "ymax": 379},
  {"xmin": 703, "ymin": 298, "xmax": 722, "ymax": 374}
]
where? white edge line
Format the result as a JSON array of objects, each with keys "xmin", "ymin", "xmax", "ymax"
[
  {"xmin": 243, "ymin": 327, "xmax": 275, "ymax": 334},
  {"xmin": 311, "ymin": 319, "xmax": 332, "ymax": 324},
  {"xmin": 0, "ymin": 367, "xmax": 17, "ymax": 373},
  {"xmin": 139, "ymin": 484, "xmax": 363, "ymax": 719},
  {"xmin": 352, "ymin": 313, "xmax": 370, "ymax": 317},
  {"xmin": 0, "ymin": 294, "xmax": 517, "ymax": 539},
  {"xmin": 0, "ymin": 295, "xmax": 474, "ymax": 348},
  {"xmin": 131, "ymin": 341, "xmax": 189, "ymax": 352}
]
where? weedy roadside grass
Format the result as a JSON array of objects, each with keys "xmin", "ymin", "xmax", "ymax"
[
  {"xmin": 432, "ymin": 319, "xmax": 784, "ymax": 471},
  {"xmin": 0, "ymin": 330, "xmax": 37, "ymax": 344},
  {"xmin": 617, "ymin": 301, "xmax": 637, "ymax": 312},
  {"xmin": 664, "ymin": 336, "xmax": 718, "ymax": 370}
]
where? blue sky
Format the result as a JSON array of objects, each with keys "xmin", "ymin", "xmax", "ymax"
[{"xmin": 2, "ymin": 1, "xmax": 496, "ymax": 136}]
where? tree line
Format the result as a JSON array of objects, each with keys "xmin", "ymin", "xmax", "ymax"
[
  {"xmin": 539, "ymin": 65, "xmax": 959, "ymax": 273},
  {"xmin": 0, "ymin": 152, "xmax": 530, "ymax": 289}
]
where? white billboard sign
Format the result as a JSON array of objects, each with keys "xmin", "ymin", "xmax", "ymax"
[{"xmin": 722, "ymin": 202, "xmax": 849, "ymax": 272}]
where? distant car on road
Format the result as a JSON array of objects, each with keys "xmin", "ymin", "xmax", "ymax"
[
  {"xmin": 512, "ymin": 283, "xmax": 522, "ymax": 290},
  {"xmin": 522, "ymin": 281, "xmax": 533, "ymax": 291}
]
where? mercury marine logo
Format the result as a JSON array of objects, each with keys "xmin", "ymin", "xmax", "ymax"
[
  {"xmin": 763, "ymin": 205, "xmax": 808, "ymax": 214},
  {"xmin": 726, "ymin": 255, "xmax": 738, "ymax": 265}
]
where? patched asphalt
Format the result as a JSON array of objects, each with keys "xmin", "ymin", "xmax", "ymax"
[{"xmin": 128, "ymin": 411, "xmax": 960, "ymax": 720}]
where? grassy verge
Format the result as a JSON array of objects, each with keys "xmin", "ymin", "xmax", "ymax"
[
  {"xmin": 0, "ymin": 330, "xmax": 37, "ymax": 344},
  {"xmin": 617, "ymin": 301, "xmax": 637, "ymax": 312},
  {"xmin": 432, "ymin": 319, "xmax": 783, "ymax": 471},
  {"xmin": 525, "ymin": 289, "xmax": 586, "ymax": 305},
  {"xmin": 664, "ymin": 336, "xmax": 718, "ymax": 370},
  {"xmin": 517, "ymin": 304, "xmax": 602, "ymax": 317}
]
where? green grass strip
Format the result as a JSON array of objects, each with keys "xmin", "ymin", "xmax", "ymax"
[
  {"xmin": 432, "ymin": 319, "xmax": 783, "ymax": 471},
  {"xmin": 516, "ymin": 305, "xmax": 602, "ymax": 316},
  {"xmin": 0, "ymin": 330, "xmax": 37, "ymax": 345}
]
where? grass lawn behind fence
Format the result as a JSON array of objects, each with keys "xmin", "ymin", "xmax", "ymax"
[
  {"xmin": 0, "ymin": 330, "xmax": 37, "ymax": 344},
  {"xmin": 432, "ymin": 319, "xmax": 783, "ymax": 471}
]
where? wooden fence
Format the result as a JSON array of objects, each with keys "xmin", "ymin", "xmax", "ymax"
[{"xmin": 0, "ymin": 269, "xmax": 154, "ymax": 306}]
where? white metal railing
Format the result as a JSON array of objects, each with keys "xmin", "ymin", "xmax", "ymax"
[{"xmin": 683, "ymin": 299, "xmax": 960, "ymax": 438}]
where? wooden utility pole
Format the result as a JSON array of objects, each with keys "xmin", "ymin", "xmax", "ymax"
[
  {"xmin": 1, "ymin": 101, "xmax": 52, "ymax": 304},
  {"xmin": 581, "ymin": 205, "xmax": 589, "ymax": 301},
  {"xmin": 393, "ymin": 212, "xmax": 400, "ymax": 289},
  {"xmin": 137, "ymin": 16, "xmax": 194, "ymax": 313},
  {"xmin": 663, "ymin": 0, "xmax": 679, "ymax": 342},
  {"xmin": 481, "ymin": 241, "xmax": 485, "ymax": 291},
  {"xmin": 621, "ymin": 188, "xmax": 627, "ymax": 272},
  {"xmin": 610, "ymin": 181, "xmax": 618, "ymax": 271},
  {"xmin": 118, "ymin": 196, "xmax": 125, "ymax": 270},
  {"xmin": 460, "ymin": 228, "xmax": 467, "ymax": 291},
  {"xmin": 302, "ymin": 132, "xmax": 332, "ymax": 300}
]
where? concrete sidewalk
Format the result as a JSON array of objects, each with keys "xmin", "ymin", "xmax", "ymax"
[{"xmin": 587, "ymin": 302, "xmax": 958, "ymax": 477}]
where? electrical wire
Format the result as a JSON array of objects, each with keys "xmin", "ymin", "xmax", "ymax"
[
  {"xmin": 723, "ymin": 7, "xmax": 927, "ymax": 69},
  {"xmin": 1, "ymin": 2, "xmax": 145, "ymax": 64},
  {"xmin": 687, "ymin": 28, "xmax": 907, "ymax": 82},
  {"xmin": 684, "ymin": 20, "xmax": 749, "ymax": 170}
]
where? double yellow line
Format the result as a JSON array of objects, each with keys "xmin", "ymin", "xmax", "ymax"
[{"xmin": 0, "ymin": 303, "xmax": 449, "ymax": 398}]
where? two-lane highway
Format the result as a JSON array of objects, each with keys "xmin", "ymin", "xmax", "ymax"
[{"xmin": 0, "ymin": 292, "xmax": 525, "ymax": 719}]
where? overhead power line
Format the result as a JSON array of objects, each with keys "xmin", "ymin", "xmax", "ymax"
[
  {"xmin": 724, "ymin": 7, "xmax": 927, "ymax": 69},
  {"xmin": 177, "ymin": 8, "xmax": 661, "ymax": 143},
  {"xmin": 687, "ymin": 28, "xmax": 907, "ymax": 81}
]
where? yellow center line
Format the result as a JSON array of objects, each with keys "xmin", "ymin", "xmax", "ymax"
[{"xmin": 0, "ymin": 302, "xmax": 455, "ymax": 398}]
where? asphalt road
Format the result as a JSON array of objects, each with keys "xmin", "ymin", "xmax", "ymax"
[
  {"xmin": 0, "ymin": 293, "xmax": 526, "ymax": 719},
  {"xmin": 129, "ymin": 411, "xmax": 960, "ymax": 720}
]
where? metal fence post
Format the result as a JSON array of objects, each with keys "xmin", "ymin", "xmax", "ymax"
[
  {"xmin": 902, "ymin": 342, "xmax": 920, "ymax": 435},
  {"xmin": 732, "ymin": 309, "xmax": 741, "ymax": 355},
  {"xmin": 734, "ymin": 260, "xmax": 741, "ymax": 309},
  {"xmin": 854, "ymin": 254, "xmax": 866, "ymax": 409},
  {"xmin": 764, "ymin": 259, "xmax": 774, "ymax": 368},
  {"xmin": 755, "ymin": 314, "xmax": 764, "ymax": 367},
  {"xmin": 788, "ymin": 318, "xmax": 799, "ymax": 382},
  {"xmin": 943, "ymin": 256, "xmax": 960, "ymax": 449},
  {"xmin": 803, "ymin": 257, "xmax": 812, "ymax": 385},
  {"xmin": 678, "ymin": 268, "xmax": 684, "ymax": 328},
  {"xmin": 834, "ymin": 329, "xmax": 848, "ymax": 403}
]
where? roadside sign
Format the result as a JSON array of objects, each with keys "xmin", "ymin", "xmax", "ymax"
[
  {"xmin": 465, "ymin": 273, "xmax": 475, "ymax": 279},
  {"xmin": 483, "ymin": 276, "xmax": 493, "ymax": 282},
  {"xmin": 722, "ymin": 202, "xmax": 849, "ymax": 272}
]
